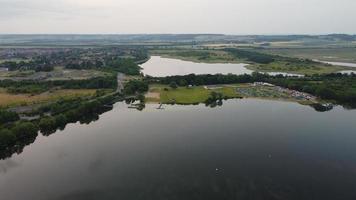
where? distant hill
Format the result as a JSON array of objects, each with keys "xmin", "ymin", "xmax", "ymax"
[{"xmin": 0, "ymin": 34, "xmax": 355, "ymax": 46}]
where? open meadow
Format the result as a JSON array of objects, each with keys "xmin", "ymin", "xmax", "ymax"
[{"xmin": 0, "ymin": 88, "xmax": 97, "ymax": 108}]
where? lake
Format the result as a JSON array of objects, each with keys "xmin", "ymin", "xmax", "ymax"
[
  {"xmin": 141, "ymin": 56, "xmax": 252, "ymax": 76},
  {"xmin": 1, "ymin": 100, "xmax": 356, "ymax": 200},
  {"xmin": 141, "ymin": 56, "xmax": 303, "ymax": 77}
]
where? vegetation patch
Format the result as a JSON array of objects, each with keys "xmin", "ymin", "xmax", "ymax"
[
  {"xmin": 246, "ymin": 61, "xmax": 347, "ymax": 75},
  {"xmin": 147, "ymin": 84, "xmax": 241, "ymax": 104},
  {"xmin": 150, "ymin": 49, "xmax": 245, "ymax": 63},
  {"xmin": 0, "ymin": 88, "xmax": 97, "ymax": 108}
]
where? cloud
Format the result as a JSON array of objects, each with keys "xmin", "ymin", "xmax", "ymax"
[
  {"xmin": 0, "ymin": 0, "xmax": 73, "ymax": 19},
  {"xmin": 0, "ymin": 0, "xmax": 355, "ymax": 34},
  {"xmin": 0, "ymin": 0, "xmax": 114, "ymax": 20}
]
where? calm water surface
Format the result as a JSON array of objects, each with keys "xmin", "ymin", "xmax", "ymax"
[
  {"xmin": 141, "ymin": 56, "xmax": 252, "ymax": 76},
  {"xmin": 1, "ymin": 100, "xmax": 356, "ymax": 200},
  {"xmin": 141, "ymin": 56, "xmax": 303, "ymax": 77}
]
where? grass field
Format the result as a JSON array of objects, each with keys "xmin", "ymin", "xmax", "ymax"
[
  {"xmin": 246, "ymin": 61, "xmax": 348, "ymax": 75},
  {"xmin": 146, "ymin": 83, "xmax": 319, "ymax": 105},
  {"xmin": 0, "ymin": 88, "xmax": 98, "ymax": 108},
  {"xmin": 257, "ymin": 48, "xmax": 356, "ymax": 63},
  {"xmin": 147, "ymin": 84, "xmax": 241, "ymax": 104}
]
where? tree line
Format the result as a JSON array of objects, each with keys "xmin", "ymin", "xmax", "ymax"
[
  {"xmin": 269, "ymin": 73, "xmax": 356, "ymax": 106},
  {"xmin": 0, "ymin": 76, "xmax": 117, "ymax": 94},
  {"xmin": 149, "ymin": 72, "xmax": 356, "ymax": 107},
  {"xmin": 0, "ymin": 93, "xmax": 119, "ymax": 158}
]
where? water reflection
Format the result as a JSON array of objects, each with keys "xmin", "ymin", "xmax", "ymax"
[
  {"xmin": 0, "ymin": 105, "xmax": 114, "ymax": 160},
  {"xmin": 141, "ymin": 56, "xmax": 252, "ymax": 76},
  {"xmin": 0, "ymin": 99, "xmax": 342, "ymax": 161},
  {"xmin": 141, "ymin": 56, "xmax": 305, "ymax": 77},
  {"xmin": 1, "ymin": 100, "xmax": 356, "ymax": 200}
]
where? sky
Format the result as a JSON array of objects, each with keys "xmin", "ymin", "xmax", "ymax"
[{"xmin": 0, "ymin": 0, "xmax": 355, "ymax": 34}]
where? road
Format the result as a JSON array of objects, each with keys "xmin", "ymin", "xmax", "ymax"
[{"xmin": 117, "ymin": 72, "xmax": 125, "ymax": 93}]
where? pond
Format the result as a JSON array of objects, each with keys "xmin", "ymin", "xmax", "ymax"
[{"xmin": 1, "ymin": 99, "xmax": 356, "ymax": 200}]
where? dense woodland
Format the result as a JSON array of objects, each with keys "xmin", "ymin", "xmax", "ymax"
[
  {"xmin": 269, "ymin": 73, "xmax": 356, "ymax": 105},
  {"xmin": 224, "ymin": 48, "xmax": 276, "ymax": 64},
  {"xmin": 0, "ymin": 47, "xmax": 147, "ymax": 75}
]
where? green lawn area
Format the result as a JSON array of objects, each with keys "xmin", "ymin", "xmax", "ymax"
[
  {"xmin": 147, "ymin": 84, "xmax": 319, "ymax": 105},
  {"xmin": 147, "ymin": 84, "xmax": 241, "ymax": 104},
  {"xmin": 258, "ymin": 48, "xmax": 356, "ymax": 63},
  {"xmin": 246, "ymin": 61, "xmax": 348, "ymax": 75}
]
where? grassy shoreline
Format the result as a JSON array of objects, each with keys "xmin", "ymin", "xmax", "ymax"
[
  {"xmin": 146, "ymin": 84, "xmax": 242, "ymax": 104},
  {"xmin": 245, "ymin": 63, "xmax": 350, "ymax": 75},
  {"xmin": 145, "ymin": 83, "xmax": 320, "ymax": 105}
]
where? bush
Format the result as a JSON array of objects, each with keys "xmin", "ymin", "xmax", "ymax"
[
  {"xmin": 12, "ymin": 122, "xmax": 38, "ymax": 140},
  {"xmin": 39, "ymin": 117, "xmax": 57, "ymax": 133},
  {"xmin": 0, "ymin": 129, "xmax": 16, "ymax": 149},
  {"xmin": 124, "ymin": 80, "xmax": 148, "ymax": 95},
  {"xmin": 169, "ymin": 82, "xmax": 178, "ymax": 89},
  {"xmin": 55, "ymin": 114, "xmax": 67, "ymax": 129},
  {"xmin": 0, "ymin": 110, "xmax": 19, "ymax": 124}
]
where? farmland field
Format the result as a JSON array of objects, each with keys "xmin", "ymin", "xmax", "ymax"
[{"xmin": 0, "ymin": 88, "xmax": 98, "ymax": 108}]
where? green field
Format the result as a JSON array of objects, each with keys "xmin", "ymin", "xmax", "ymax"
[
  {"xmin": 0, "ymin": 88, "xmax": 99, "ymax": 108},
  {"xmin": 147, "ymin": 85, "xmax": 241, "ymax": 104},
  {"xmin": 257, "ymin": 48, "xmax": 356, "ymax": 63},
  {"xmin": 246, "ymin": 61, "xmax": 348, "ymax": 75},
  {"xmin": 146, "ymin": 83, "xmax": 319, "ymax": 105}
]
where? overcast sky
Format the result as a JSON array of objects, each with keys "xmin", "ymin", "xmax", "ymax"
[{"xmin": 0, "ymin": 0, "xmax": 355, "ymax": 34}]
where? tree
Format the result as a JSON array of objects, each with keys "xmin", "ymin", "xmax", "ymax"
[
  {"xmin": 0, "ymin": 110, "xmax": 19, "ymax": 124},
  {"xmin": 39, "ymin": 117, "xmax": 57, "ymax": 134},
  {"xmin": 169, "ymin": 81, "xmax": 178, "ymax": 89},
  {"xmin": 12, "ymin": 122, "xmax": 38, "ymax": 140},
  {"xmin": 0, "ymin": 129, "xmax": 16, "ymax": 150},
  {"xmin": 124, "ymin": 80, "xmax": 149, "ymax": 95},
  {"xmin": 137, "ymin": 94, "xmax": 145, "ymax": 103},
  {"xmin": 316, "ymin": 87, "xmax": 336, "ymax": 99},
  {"xmin": 179, "ymin": 79, "xmax": 188, "ymax": 87},
  {"xmin": 211, "ymin": 91, "xmax": 218, "ymax": 100},
  {"xmin": 55, "ymin": 114, "xmax": 67, "ymax": 129}
]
